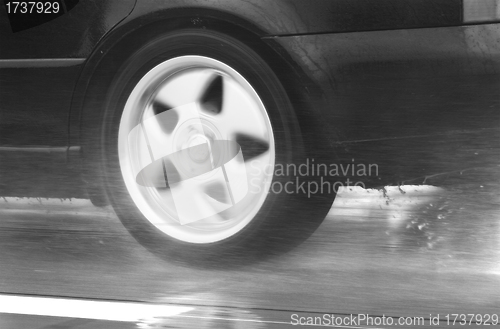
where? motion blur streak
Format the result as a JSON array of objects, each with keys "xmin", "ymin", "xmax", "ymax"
[{"xmin": 0, "ymin": 294, "xmax": 193, "ymax": 322}]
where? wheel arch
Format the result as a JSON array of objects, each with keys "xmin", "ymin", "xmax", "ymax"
[{"xmin": 71, "ymin": 8, "xmax": 331, "ymax": 205}]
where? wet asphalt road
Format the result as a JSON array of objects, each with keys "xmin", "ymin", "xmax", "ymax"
[{"xmin": 0, "ymin": 165, "xmax": 499, "ymax": 328}]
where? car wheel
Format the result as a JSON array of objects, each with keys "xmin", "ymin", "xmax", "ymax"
[{"xmin": 101, "ymin": 29, "xmax": 335, "ymax": 265}]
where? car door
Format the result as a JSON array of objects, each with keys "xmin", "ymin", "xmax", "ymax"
[
  {"xmin": 0, "ymin": 0, "xmax": 136, "ymax": 147},
  {"xmin": 0, "ymin": 0, "xmax": 135, "ymax": 198}
]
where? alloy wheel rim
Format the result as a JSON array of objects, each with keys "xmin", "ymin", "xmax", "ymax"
[{"xmin": 118, "ymin": 56, "xmax": 275, "ymax": 244}]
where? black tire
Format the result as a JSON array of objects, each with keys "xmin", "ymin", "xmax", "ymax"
[{"xmin": 100, "ymin": 29, "xmax": 335, "ymax": 266}]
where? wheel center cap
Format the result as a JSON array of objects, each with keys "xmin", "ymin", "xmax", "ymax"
[{"xmin": 187, "ymin": 135, "xmax": 211, "ymax": 163}]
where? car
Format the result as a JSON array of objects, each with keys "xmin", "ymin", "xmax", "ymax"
[{"xmin": 1, "ymin": 0, "xmax": 499, "ymax": 264}]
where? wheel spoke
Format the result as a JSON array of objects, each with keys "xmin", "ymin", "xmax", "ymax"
[
  {"xmin": 152, "ymin": 187, "xmax": 180, "ymax": 223},
  {"xmin": 145, "ymin": 100, "xmax": 179, "ymax": 135},
  {"xmin": 142, "ymin": 103, "xmax": 204, "ymax": 160},
  {"xmin": 154, "ymin": 68, "xmax": 216, "ymax": 109},
  {"xmin": 169, "ymin": 168, "xmax": 234, "ymax": 225},
  {"xmin": 235, "ymin": 133, "xmax": 270, "ymax": 161},
  {"xmin": 200, "ymin": 74, "xmax": 223, "ymax": 114},
  {"xmin": 205, "ymin": 77, "xmax": 270, "ymax": 144},
  {"xmin": 152, "ymin": 99, "xmax": 173, "ymax": 116},
  {"xmin": 204, "ymin": 180, "xmax": 231, "ymax": 204}
]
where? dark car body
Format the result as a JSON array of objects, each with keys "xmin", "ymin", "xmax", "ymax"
[{"xmin": 0, "ymin": 0, "xmax": 499, "ymax": 199}]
